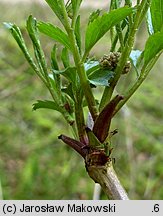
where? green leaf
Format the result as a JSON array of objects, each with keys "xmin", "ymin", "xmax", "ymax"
[
  {"xmin": 85, "ymin": 60, "xmax": 114, "ymax": 86},
  {"xmin": 71, "ymin": 0, "xmax": 82, "ymax": 13},
  {"xmin": 45, "ymin": 0, "xmax": 64, "ymax": 24},
  {"xmin": 88, "ymin": 9, "xmax": 101, "ymax": 24},
  {"xmin": 71, "ymin": 0, "xmax": 77, "ymax": 12},
  {"xmin": 85, "ymin": 7, "xmax": 133, "ymax": 53},
  {"xmin": 4, "ymin": 22, "xmax": 24, "ymax": 49},
  {"xmin": 84, "ymin": 60, "xmax": 100, "ymax": 76},
  {"xmin": 27, "ymin": 16, "xmax": 47, "ymax": 75},
  {"xmin": 62, "ymin": 93, "xmax": 74, "ymax": 114},
  {"xmin": 50, "ymin": 45, "xmax": 61, "ymax": 93},
  {"xmin": 144, "ymin": 30, "xmax": 163, "ymax": 65},
  {"xmin": 51, "ymin": 44, "xmax": 59, "ymax": 70},
  {"xmin": 88, "ymin": 69, "xmax": 114, "ymax": 87},
  {"xmin": 48, "ymin": 73, "xmax": 60, "ymax": 95},
  {"xmin": 150, "ymin": 0, "xmax": 163, "ymax": 33},
  {"xmin": 53, "ymin": 67, "xmax": 77, "ymax": 83},
  {"xmin": 37, "ymin": 21, "xmax": 72, "ymax": 51},
  {"xmin": 66, "ymin": 0, "xmax": 82, "ymax": 18},
  {"xmin": 3, "ymin": 22, "xmax": 38, "ymax": 72},
  {"xmin": 33, "ymin": 100, "xmax": 61, "ymax": 112},
  {"xmin": 66, "ymin": 0, "xmax": 73, "ymax": 18},
  {"xmin": 61, "ymin": 47, "xmax": 70, "ymax": 68},
  {"xmin": 62, "ymin": 83, "xmax": 75, "ymax": 101},
  {"xmin": 75, "ymin": 15, "xmax": 81, "ymax": 53}
]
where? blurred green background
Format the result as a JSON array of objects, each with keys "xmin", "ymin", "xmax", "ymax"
[{"xmin": 0, "ymin": 1, "xmax": 163, "ymax": 200}]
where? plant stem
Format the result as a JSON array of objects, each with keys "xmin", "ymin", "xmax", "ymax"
[
  {"xmin": 60, "ymin": 0, "xmax": 98, "ymax": 121},
  {"xmin": 124, "ymin": 0, "xmax": 133, "ymax": 27},
  {"xmin": 114, "ymin": 54, "xmax": 161, "ymax": 115},
  {"xmin": 74, "ymin": 90, "xmax": 88, "ymax": 144},
  {"xmin": 110, "ymin": 34, "xmax": 119, "ymax": 52},
  {"xmin": 114, "ymin": 0, "xmax": 124, "ymax": 51},
  {"xmin": 87, "ymin": 162, "xmax": 129, "ymax": 200},
  {"xmin": 100, "ymin": 0, "xmax": 150, "ymax": 110},
  {"xmin": 115, "ymin": 24, "xmax": 124, "ymax": 51},
  {"xmin": 71, "ymin": 0, "xmax": 80, "ymax": 28}
]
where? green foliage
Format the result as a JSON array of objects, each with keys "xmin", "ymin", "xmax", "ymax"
[
  {"xmin": 3, "ymin": 23, "xmax": 37, "ymax": 72},
  {"xmin": 33, "ymin": 100, "xmax": 61, "ymax": 112},
  {"xmin": 51, "ymin": 45, "xmax": 59, "ymax": 70},
  {"xmin": 61, "ymin": 47, "xmax": 70, "ymax": 68},
  {"xmin": 150, "ymin": 0, "xmax": 163, "ymax": 33},
  {"xmin": 85, "ymin": 61, "xmax": 114, "ymax": 87},
  {"xmin": 85, "ymin": 7, "xmax": 133, "ymax": 53},
  {"xmin": 71, "ymin": 0, "xmax": 82, "ymax": 13},
  {"xmin": 1, "ymin": 0, "xmax": 163, "ymax": 200},
  {"xmin": 88, "ymin": 69, "xmax": 114, "ymax": 87},
  {"xmin": 45, "ymin": 0, "xmax": 64, "ymax": 24},
  {"xmin": 53, "ymin": 67, "xmax": 77, "ymax": 83},
  {"xmin": 74, "ymin": 15, "xmax": 81, "ymax": 53},
  {"xmin": 85, "ymin": 60, "xmax": 114, "ymax": 86},
  {"xmin": 88, "ymin": 9, "xmax": 101, "ymax": 24},
  {"xmin": 38, "ymin": 22, "xmax": 72, "ymax": 51},
  {"xmin": 144, "ymin": 31, "xmax": 163, "ymax": 66}
]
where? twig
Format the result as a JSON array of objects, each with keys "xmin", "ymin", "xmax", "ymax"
[
  {"xmin": 87, "ymin": 113, "xmax": 102, "ymax": 200},
  {"xmin": 86, "ymin": 154, "xmax": 129, "ymax": 200}
]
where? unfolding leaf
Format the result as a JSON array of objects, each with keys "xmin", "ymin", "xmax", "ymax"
[
  {"xmin": 50, "ymin": 45, "xmax": 61, "ymax": 93},
  {"xmin": 150, "ymin": 0, "xmax": 163, "ymax": 33},
  {"xmin": 58, "ymin": 134, "xmax": 87, "ymax": 158},
  {"xmin": 93, "ymin": 95, "xmax": 124, "ymax": 143},
  {"xmin": 61, "ymin": 47, "xmax": 70, "ymax": 68},
  {"xmin": 4, "ymin": 23, "xmax": 27, "ymax": 56},
  {"xmin": 37, "ymin": 22, "xmax": 72, "ymax": 51},
  {"xmin": 45, "ymin": 0, "xmax": 64, "ymax": 24},
  {"xmin": 88, "ymin": 9, "xmax": 101, "ymax": 24},
  {"xmin": 33, "ymin": 100, "xmax": 61, "ymax": 112},
  {"xmin": 4, "ymin": 22, "xmax": 38, "ymax": 72},
  {"xmin": 51, "ymin": 44, "xmax": 59, "ymax": 70},
  {"xmin": 66, "ymin": 1, "xmax": 73, "ymax": 18},
  {"xmin": 27, "ymin": 15, "xmax": 48, "ymax": 74},
  {"xmin": 144, "ymin": 30, "xmax": 163, "ymax": 65},
  {"xmin": 85, "ymin": 7, "xmax": 133, "ymax": 53},
  {"xmin": 75, "ymin": 15, "xmax": 81, "ymax": 53},
  {"xmin": 71, "ymin": 0, "xmax": 82, "ymax": 13}
]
